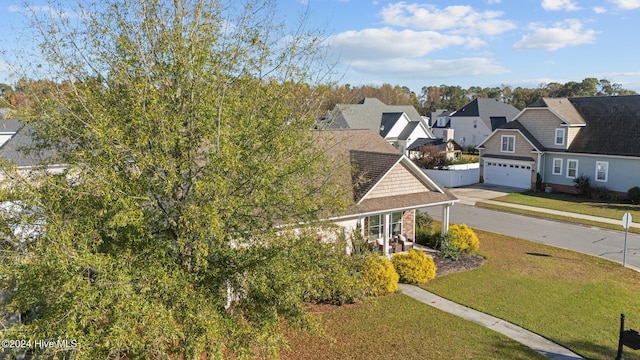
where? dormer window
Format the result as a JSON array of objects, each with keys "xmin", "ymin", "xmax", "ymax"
[
  {"xmin": 555, "ymin": 128, "xmax": 565, "ymax": 146},
  {"xmin": 500, "ymin": 135, "xmax": 515, "ymax": 153}
]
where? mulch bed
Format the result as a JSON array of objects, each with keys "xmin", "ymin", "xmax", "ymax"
[{"xmin": 433, "ymin": 253, "xmax": 486, "ymax": 277}]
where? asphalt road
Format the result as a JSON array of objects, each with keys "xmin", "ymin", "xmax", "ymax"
[{"xmin": 422, "ymin": 204, "xmax": 640, "ymax": 270}]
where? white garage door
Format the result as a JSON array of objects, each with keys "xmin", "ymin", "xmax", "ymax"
[{"xmin": 484, "ymin": 160, "xmax": 532, "ymax": 189}]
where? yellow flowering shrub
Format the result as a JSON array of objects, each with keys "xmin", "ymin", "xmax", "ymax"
[
  {"xmin": 448, "ymin": 224, "xmax": 480, "ymax": 252},
  {"xmin": 392, "ymin": 249, "xmax": 437, "ymax": 284},
  {"xmin": 362, "ymin": 256, "xmax": 399, "ymax": 296}
]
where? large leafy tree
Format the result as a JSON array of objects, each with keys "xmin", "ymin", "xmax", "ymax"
[{"xmin": 0, "ymin": 0, "xmax": 350, "ymax": 358}]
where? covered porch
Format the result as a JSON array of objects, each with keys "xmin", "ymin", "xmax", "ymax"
[{"xmin": 356, "ymin": 201, "xmax": 454, "ymax": 257}]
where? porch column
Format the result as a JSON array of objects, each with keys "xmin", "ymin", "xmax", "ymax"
[
  {"xmin": 441, "ymin": 204, "xmax": 451, "ymax": 234},
  {"xmin": 383, "ymin": 213, "xmax": 391, "ymax": 257}
]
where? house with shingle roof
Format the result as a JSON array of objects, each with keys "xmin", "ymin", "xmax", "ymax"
[
  {"xmin": 433, "ymin": 98, "xmax": 520, "ymax": 148},
  {"xmin": 477, "ymin": 96, "xmax": 640, "ymax": 194},
  {"xmin": 315, "ymin": 129, "xmax": 458, "ymax": 256},
  {"xmin": 319, "ymin": 98, "xmax": 434, "ymax": 155},
  {"xmin": 0, "ymin": 118, "xmax": 64, "ymax": 182}
]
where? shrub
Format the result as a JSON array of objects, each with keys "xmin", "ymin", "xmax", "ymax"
[
  {"xmin": 573, "ymin": 174, "xmax": 591, "ymax": 197},
  {"xmin": 349, "ymin": 223, "xmax": 371, "ymax": 255},
  {"xmin": 590, "ymin": 185, "xmax": 617, "ymax": 202},
  {"xmin": 448, "ymin": 224, "xmax": 480, "ymax": 253},
  {"xmin": 415, "ymin": 226, "xmax": 432, "ymax": 246},
  {"xmin": 284, "ymin": 230, "xmax": 365, "ymax": 305},
  {"xmin": 392, "ymin": 249, "xmax": 437, "ymax": 284},
  {"xmin": 628, "ymin": 186, "xmax": 640, "ymax": 204},
  {"xmin": 415, "ymin": 210, "xmax": 433, "ymax": 229},
  {"xmin": 437, "ymin": 233, "xmax": 462, "ymax": 260},
  {"xmin": 361, "ymin": 256, "xmax": 399, "ymax": 296}
]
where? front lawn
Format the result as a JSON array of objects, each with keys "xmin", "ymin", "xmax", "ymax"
[
  {"xmin": 491, "ymin": 191, "xmax": 640, "ymax": 220},
  {"xmin": 423, "ymin": 230, "xmax": 640, "ymax": 360},
  {"xmin": 281, "ymin": 294, "xmax": 545, "ymax": 359}
]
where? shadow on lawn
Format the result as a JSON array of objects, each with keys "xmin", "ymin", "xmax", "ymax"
[{"xmin": 563, "ymin": 339, "xmax": 623, "ymax": 360}]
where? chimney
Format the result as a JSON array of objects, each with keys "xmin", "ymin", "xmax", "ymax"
[{"xmin": 443, "ymin": 128, "xmax": 454, "ymax": 142}]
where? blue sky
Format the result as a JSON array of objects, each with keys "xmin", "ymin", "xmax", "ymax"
[{"xmin": 2, "ymin": 0, "xmax": 640, "ymax": 95}]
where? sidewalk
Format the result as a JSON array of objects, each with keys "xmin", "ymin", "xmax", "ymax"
[
  {"xmin": 399, "ymin": 284, "xmax": 583, "ymax": 360},
  {"xmin": 481, "ymin": 199, "xmax": 640, "ymax": 229}
]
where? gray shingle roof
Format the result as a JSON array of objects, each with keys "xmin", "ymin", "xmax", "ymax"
[
  {"xmin": 451, "ymin": 98, "xmax": 520, "ymax": 130},
  {"xmin": 0, "ymin": 119, "xmax": 56, "ymax": 167},
  {"xmin": 324, "ymin": 98, "xmax": 429, "ymax": 134},
  {"xmin": 567, "ymin": 96, "xmax": 640, "ymax": 156},
  {"xmin": 495, "ymin": 120, "xmax": 545, "ymax": 151},
  {"xmin": 313, "ymin": 129, "xmax": 456, "ymax": 215}
]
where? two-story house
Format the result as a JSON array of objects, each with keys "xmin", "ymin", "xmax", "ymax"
[
  {"xmin": 320, "ymin": 98, "xmax": 435, "ymax": 155},
  {"xmin": 433, "ymin": 98, "xmax": 520, "ymax": 148},
  {"xmin": 477, "ymin": 96, "xmax": 640, "ymax": 195}
]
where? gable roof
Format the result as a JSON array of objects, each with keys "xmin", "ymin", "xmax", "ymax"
[
  {"xmin": 380, "ymin": 112, "xmax": 404, "ymax": 137},
  {"xmin": 398, "ymin": 121, "xmax": 420, "ymax": 140},
  {"xmin": 323, "ymin": 98, "xmax": 435, "ymax": 138},
  {"xmin": 451, "ymin": 98, "xmax": 520, "ymax": 130},
  {"xmin": 314, "ymin": 129, "xmax": 457, "ymax": 216},
  {"xmin": 495, "ymin": 120, "xmax": 545, "ymax": 151},
  {"xmin": 527, "ymin": 98, "xmax": 586, "ymax": 125}
]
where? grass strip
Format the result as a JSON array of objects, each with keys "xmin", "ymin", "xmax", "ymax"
[{"xmin": 423, "ymin": 230, "xmax": 640, "ymax": 360}]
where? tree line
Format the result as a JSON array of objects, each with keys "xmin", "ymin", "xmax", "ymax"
[{"xmin": 3, "ymin": 77, "xmax": 636, "ymax": 118}]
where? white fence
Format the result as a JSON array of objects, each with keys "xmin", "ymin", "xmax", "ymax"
[{"xmin": 423, "ymin": 163, "xmax": 479, "ymax": 188}]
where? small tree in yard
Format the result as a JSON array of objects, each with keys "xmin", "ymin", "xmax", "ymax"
[
  {"xmin": 413, "ymin": 144, "xmax": 452, "ymax": 169},
  {"xmin": 0, "ymin": 1, "xmax": 352, "ymax": 359}
]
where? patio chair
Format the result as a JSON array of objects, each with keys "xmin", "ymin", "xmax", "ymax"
[{"xmin": 398, "ymin": 234, "xmax": 413, "ymax": 251}]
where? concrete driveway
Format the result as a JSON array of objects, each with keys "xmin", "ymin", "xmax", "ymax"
[{"xmin": 448, "ymin": 183, "xmax": 526, "ymax": 205}]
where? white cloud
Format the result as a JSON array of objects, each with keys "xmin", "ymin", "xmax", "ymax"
[
  {"xmin": 487, "ymin": 0, "xmax": 502, "ymax": 4},
  {"xmin": 0, "ymin": 61, "xmax": 10, "ymax": 73},
  {"xmin": 379, "ymin": 3, "xmax": 516, "ymax": 36},
  {"xmin": 541, "ymin": 0, "xmax": 580, "ymax": 11},
  {"xmin": 327, "ymin": 28, "xmax": 468, "ymax": 61},
  {"xmin": 593, "ymin": 6, "xmax": 608, "ymax": 13},
  {"xmin": 513, "ymin": 19, "xmax": 598, "ymax": 51},
  {"xmin": 346, "ymin": 57, "xmax": 509, "ymax": 79},
  {"xmin": 8, "ymin": 4, "xmax": 83, "ymax": 19},
  {"xmin": 610, "ymin": 0, "xmax": 640, "ymax": 9}
]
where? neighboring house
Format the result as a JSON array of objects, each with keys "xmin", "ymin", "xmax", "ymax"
[
  {"xmin": 0, "ymin": 118, "xmax": 64, "ymax": 181},
  {"xmin": 320, "ymin": 98, "xmax": 435, "ymax": 155},
  {"xmin": 477, "ymin": 96, "xmax": 640, "ymax": 194},
  {"xmin": 406, "ymin": 128, "xmax": 463, "ymax": 160},
  {"xmin": 315, "ymin": 129, "xmax": 458, "ymax": 256},
  {"xmin": 433, "ymin": 98, "xmax": 520, "ymax": 148}
]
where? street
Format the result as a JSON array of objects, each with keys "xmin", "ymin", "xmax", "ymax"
[{"xmin": 423, "ymin": 204, "xmax": 640, "ymax": 270}]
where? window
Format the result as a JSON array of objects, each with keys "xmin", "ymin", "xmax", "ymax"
[
  {"xmin": 552, "ymin": 158, "xmax": 563, "ymax": 175},
  {"xmin": 566, "ymin": 159, "xmax": 579, "ymax": 179},
  {"xmin": 368, "ymin": 212, "xmax": 403, "ymax": 238},
  {"xmin": 390, "ymin": 212, "xmax": 403, "ymax": 236},
  {"xmin": 473, "ymin": 119, "xmax": 478, "ymax": 129},
  {"xmin": 555, "ymin": 128, "xmax": 565, "ymax": 146},
  {"xmin": 501, "ymin": 135, "xmax": 515, "ymax": 153},
  {"xmin": 595, "ymin": 161, "xmax": 609, "ymax": 182},
  {"xmin": 368, "ymin": 214, "xmax": 382, "ymax": 238}
]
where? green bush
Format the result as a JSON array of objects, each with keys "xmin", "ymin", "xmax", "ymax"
[
  {"xmin": 437, "ymin": 233, "xmax": 462, "ymax": 260},
  {"xmin": 628, "ymin": 186, "xmax": 640, "ymax": 204},
  {"xmin": 448, "ymin": 224, "xmax": 480, "ymax": 253},
  {"xmin": 392, "ymin": 249, "xmax": 437, "ymax": 284},
  {"xmin": 282, "ymin": 231, "xmax": 365, "ymax": 305},
  {"xmin": 573, "ymin": 174, "xmax": 591, "ymax": 197},
  {"xmin": 415, "ymin": 226, "xmax": 432, "ymax": 246},
  {"xmin": 361, "ymin": 255, "xmax": 399, "ymax": 296}
]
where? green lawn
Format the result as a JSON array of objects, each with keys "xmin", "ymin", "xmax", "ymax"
[
  {"xmin": 491, "ymin": 191, "xmax": 640, "ymax": 220},
  {"xmin": 423, "ymin": 230, "xmax": 640, "ymax": 360},
  {"xmin": 281, "ymin": 294, "xmax": 545, "ymax": 360}
]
